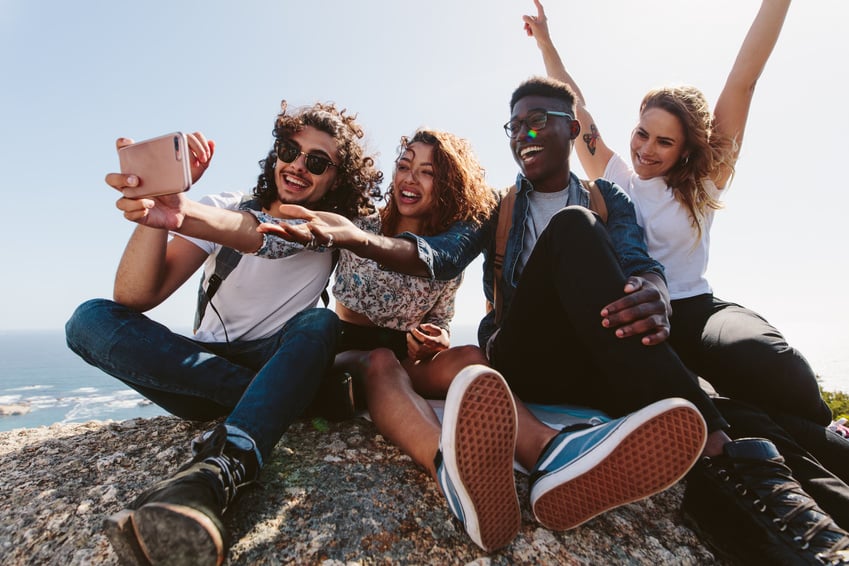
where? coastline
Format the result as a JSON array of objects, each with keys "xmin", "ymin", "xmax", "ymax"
[{"xmin": 0, "ymin": 326, "xmax": 846, "ymax": 433}]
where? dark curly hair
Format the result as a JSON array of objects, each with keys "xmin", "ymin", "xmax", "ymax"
[
  {"xmin": 380, "ymin": 129, "xmax": 497, "ymax": 237},
  {"xmin": 253, "ymin": 100, "xmax": 382, "ymax": 219}
]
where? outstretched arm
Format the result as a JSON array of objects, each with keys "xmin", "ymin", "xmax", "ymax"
[
  {"xmin": 712, "ymin": 0, "xmax": 791, "ymax": 188},
  {"xmin": 256, "ymin": 205, "xmax": 433, "ymax": 277},
  {"xmin": 523, "ymin": 0, "xmax": 614, "ymax": 179},
  {"xmin": 257, "ymin": 204, "xmax": 488, "ymax": 280}
]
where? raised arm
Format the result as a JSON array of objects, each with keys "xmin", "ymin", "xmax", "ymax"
[
  {"xmin": 523, "ymin": 0, "xmax": 614, "ymax": 179},
  {"xmin": 113, "ymin": 224, "xmax": 207, "ymax": 311},
  {"xmin": 712, "ymin": 0, "xmax": 791, "ymax": 188}
]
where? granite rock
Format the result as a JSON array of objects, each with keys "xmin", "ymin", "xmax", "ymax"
[{"xmin": 0, "ymin": 416, "xmax": 724, "ymax": 565}]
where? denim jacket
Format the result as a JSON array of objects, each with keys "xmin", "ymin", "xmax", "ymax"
[{"xmin": 400, "ymin": 172, "xmax": 665, "ymax": 347}]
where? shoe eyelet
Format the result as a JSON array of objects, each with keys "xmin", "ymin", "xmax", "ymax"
[
  {"xmin": 753, "ymin": 499, "xmax": 766, "ymax": 513},
  {"xmin": 771, "ymin": 517, "xmax": 787, "ymax": 532}
]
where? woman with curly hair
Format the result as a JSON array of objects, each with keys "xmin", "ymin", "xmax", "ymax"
[
  {"xmin": 258, "ymin": 129, "xmax": 526, "ymax": 551},
  {"xmin": 331, "ymin": 129, "xmax": 496, "ymax": 365},
  {"xmin": 66, "ymin": 99, "xmax": 385, "ymax": 565},
  {"xmin": 522, "ymin": 0, "xmax": 834, "ymax": 428}
]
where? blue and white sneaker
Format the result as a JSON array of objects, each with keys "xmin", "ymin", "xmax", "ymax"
[
  {"xmin": 530, "ymin": 397, "xmax": 707, "ymax": 531},
  {"xmin": 435, "ymin": 364, "xmax": 520, "ymax": 551}
]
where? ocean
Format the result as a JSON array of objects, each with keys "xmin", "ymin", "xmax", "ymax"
[
  {"xmin": 0, "ymin": 330, "xmax": 170, "ymax": 432},
  {"xmin": 1, "ymin": 327, "xmax": 847, "ymax": 433}
]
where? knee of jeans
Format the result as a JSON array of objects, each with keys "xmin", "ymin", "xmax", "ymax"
[
  {"xmin": 288, "ymin": 308, "xmax": 341, "ymax": 340},
  {"xmin": 65, "ymin": 299, "xmax": 117, "ymax": 347}
]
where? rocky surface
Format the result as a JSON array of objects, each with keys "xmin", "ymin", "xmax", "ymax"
[{"xmin": 0, "ymin": 416, "xmax": 724, "ymax": 565}]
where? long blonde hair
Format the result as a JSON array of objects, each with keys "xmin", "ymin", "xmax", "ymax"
[{"xmin": 640, "ymin": 86, "xmax": 737, "ymax": 239}]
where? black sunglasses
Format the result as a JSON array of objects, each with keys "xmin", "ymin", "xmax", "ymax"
[{"xmin": 276, "ymin": 141, "xmax": 337, "ymax": 175}]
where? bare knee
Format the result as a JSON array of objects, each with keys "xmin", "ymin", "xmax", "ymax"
[
  {"xmin": 363, "ymin": 348, "xmax": 405, "ymax": 387},
  {"xmin": 446, "ymin": 344, "xmax": 488, "ymax": 366}
]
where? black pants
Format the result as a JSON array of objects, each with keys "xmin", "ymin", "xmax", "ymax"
[
  {"xmin": 489, "ymin": 207, "xmax": 727, "ymax": 432},
  {"xmin": 486, "ymin": 206, "xmax": 849, "ymax": 528},
  {"xmin": 710, "ymin": 396, "xmax": 849, "ymax": 529},
  {"xmin": 670, "ymin": 294, "xmax": 832, "ymax": 426}
]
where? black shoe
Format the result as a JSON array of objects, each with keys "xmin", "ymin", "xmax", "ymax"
[
  {"xmin": 683, "ymin": 438, "xmax": 849, "ymax": 565},
  {"xmin": 104, "ymin": 424, "xmax": 258, "ymax": 566}
]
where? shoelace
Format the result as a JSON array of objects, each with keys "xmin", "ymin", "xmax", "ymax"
[
  {"xmin": 708, "ymin": 456, "xmax": 849, "ymax": 561},
  {"xmin": 205, "ymin": 454, "xmax": 247, "ymax": 511}
]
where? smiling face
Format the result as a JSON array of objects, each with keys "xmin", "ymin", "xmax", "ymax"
[
  {"xmin": 273, "ymin": 125, "xmax": 339, "ymax": 210},
  {"xmin": 630, "ymin": 107, "xmax": 687, "ymax": 180},
  {"xmin": 509, "ymin": 95, "xmax": 576, "ymax": 193},
  {"xmin": 391, "ymin": 141, "xmax": 436, "ymax": 231}
]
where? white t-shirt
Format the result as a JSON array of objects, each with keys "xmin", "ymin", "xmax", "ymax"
[
  {"xmin": 604, "ymin": 154, "xmax": 719, "ymax": 300},
  {"xmin": 177, "ymin": 192, "xmax": 334, "ymax": 342}
]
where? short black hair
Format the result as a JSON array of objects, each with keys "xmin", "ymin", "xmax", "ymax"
[{"xmin": 510, "ymin": 76, "xmax": 577, "ymax": 112}]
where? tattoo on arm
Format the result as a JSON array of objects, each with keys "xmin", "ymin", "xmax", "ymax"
[{"xmin": 582, "ymin": 124, "xmax": 600, "ymax": 156}]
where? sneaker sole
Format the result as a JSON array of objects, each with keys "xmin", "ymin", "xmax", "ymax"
[
  {"xmin": 532, "ymin": 398, "xmax": 707, "ymax": 531},
  {"xmin": 130, "ymin": 502, "xmax": 225, "ymax": 566},
  {"xmin": 103, "ymin": 509, "xmax": 152, "ymax": 566},
  {"xmin": 442, "ymin": 364, "xmax": 521, "ymax": 552}
]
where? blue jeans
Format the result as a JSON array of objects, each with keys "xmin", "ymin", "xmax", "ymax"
[{"xmin": 65, "ymin": 299, "xmax": 340, "ymax": 463}]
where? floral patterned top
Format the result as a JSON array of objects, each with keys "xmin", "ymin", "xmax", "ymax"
[{"xmin": 333, "ymin": 214, "xmax": 463, "ymax": 332}]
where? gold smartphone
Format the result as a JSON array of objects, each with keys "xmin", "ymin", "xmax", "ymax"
[{"xmin": 117, "ymin": 132, "xmax": 192, "ymax": 197}]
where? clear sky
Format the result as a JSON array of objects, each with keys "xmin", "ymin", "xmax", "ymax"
[{"xmin": 1, "ymin": 1, "xmax": 847, "ymax": 386}]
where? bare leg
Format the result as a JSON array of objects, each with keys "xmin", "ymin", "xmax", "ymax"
[
  {"xmin": 362, "ymin": 348, "xmax": 442, "ymax": 480},
  {"xmin": 404, "ymin": 345, "xmax": 489, "ymax": 398},
  {"xmin": 515, "ymin": 401, "xmax": 559, "ymax": 471},
  {"xmin": 405, "ymin": 347, "xmax": 564, "ymax": 471}
]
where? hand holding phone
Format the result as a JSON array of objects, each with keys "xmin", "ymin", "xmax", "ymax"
[{"xmin": 117, "ymin": 132, "xmax": 192, "ymax": 198}]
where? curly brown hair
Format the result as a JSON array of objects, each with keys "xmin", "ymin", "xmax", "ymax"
[
  {"xmin": 640, "ymin": 86, "xmax": 736, "ymax": 239},
  {"xmin": 253, "ymin": 100, "xmax": 382, "ymax": 219},
  {"xmin": 380, "ymin": 129, "xmax": 497, "ymax": 237}
]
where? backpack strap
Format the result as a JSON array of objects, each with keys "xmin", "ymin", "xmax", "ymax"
[
  {"xmin": 582, "ymin": 179, "xmax": 608, "ymax": 223},
  {"xmin": 487, "ymin": 179, "xmax": 607, "ymax": 328},
  {"xmin": 488, "ymin": 185, "xmax": 517, "ymax": 326},
  {"xmin": 193, "ymin": 196, "xmax": 262, "ymax": 333}
]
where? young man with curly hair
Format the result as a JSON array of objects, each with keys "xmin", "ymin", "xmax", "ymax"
[{"xmin": 65, "ymin": 100, "xmax": 386, "ymax": 565}]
